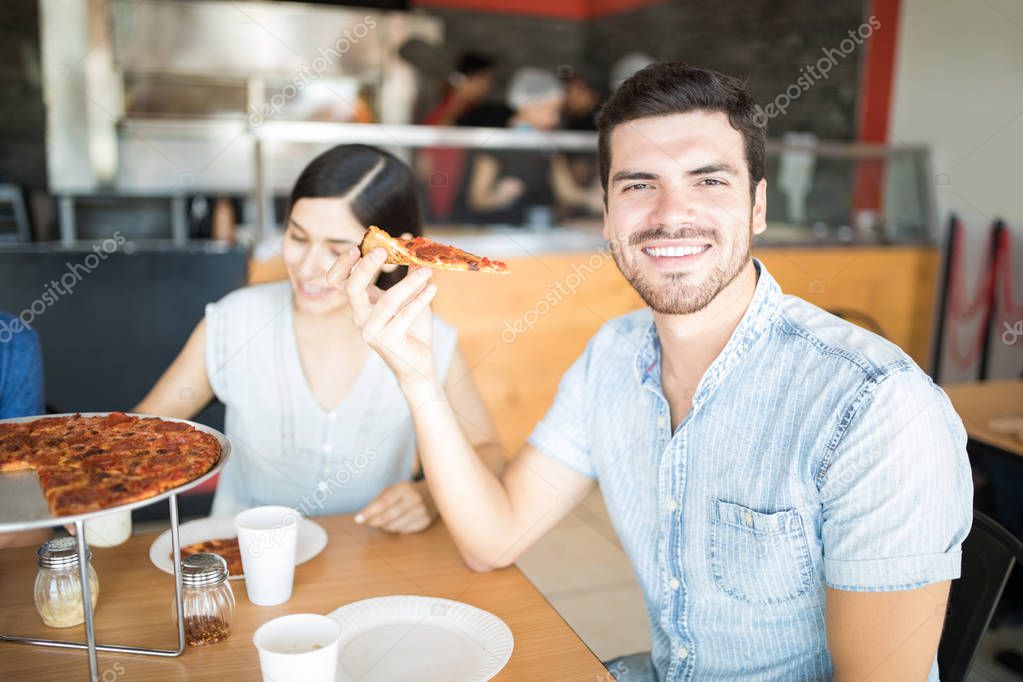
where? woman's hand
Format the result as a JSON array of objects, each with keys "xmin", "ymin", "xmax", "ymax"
[
  {"xmin": 354, "ymin": 480, "xmax": 438, "ymax": 534},
  {"xmin": 330, "ymin": 246, "xmax": 439, "ymax": 390}
]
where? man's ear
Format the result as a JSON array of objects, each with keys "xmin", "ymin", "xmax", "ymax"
[
  {"xmin": 601, "ymin": 195, "xmax": 610, "ymax": 242},
  {"xmin": 751, "ymin": 178, "xmax": 768, "ymax": 236}
]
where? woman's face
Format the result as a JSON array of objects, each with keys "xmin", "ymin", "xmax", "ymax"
[{"xmin": 282, "ymin": 197, "xmax": 365, "ymax": 315}]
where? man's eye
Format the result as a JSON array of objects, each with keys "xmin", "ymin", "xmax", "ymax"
[
  {"xmin": 699, "ymin": 178, "xmax": 725, "ymax": 186},
  {"xmin": 623, "ymin": 183, "xmax": 652, "ymax": 192},
  {"xmin": 289, "ymin": 231, "xmax": 308, "ymax": 242}
]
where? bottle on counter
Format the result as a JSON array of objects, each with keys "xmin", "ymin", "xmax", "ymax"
[
  {"xmin": 179, "ymin": 553, "xmax": 235, "ymax": 647},
  {"xmin": 34, "ymin": 536, "xmax": 100, "ymax": 628}
]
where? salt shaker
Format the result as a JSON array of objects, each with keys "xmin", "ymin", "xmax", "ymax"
[{"xmin": 34, "ymin": 536, "xmax": 100, "ymax": 628}]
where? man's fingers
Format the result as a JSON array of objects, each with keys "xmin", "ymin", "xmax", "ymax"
[
  {"xmin": 325, "ymin": 245, "xmax": 360, "ymax": 289},
  {"xmin": 387, "ymin": 283, "xmax": 437, "ymax": 338},
  {"xmin": 362, "ymin": 268, "xmax": 433, "ymax": 337},
  {"xmin": 345, "ymin": 248, "xmax": 387, "ymax": 323}
]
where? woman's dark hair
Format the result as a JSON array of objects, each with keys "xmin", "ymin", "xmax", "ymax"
[
  {"xmin": 596, "ymin": 62, "xmax": 766, "ymax": 203},
  {"xmin": 288, "ymin": 144, "xmax": 422, "ymax": 289}
]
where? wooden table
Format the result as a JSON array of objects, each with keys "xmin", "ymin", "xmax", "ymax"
[
  {"xmin": 0, "ymin": 515, "xmax": 607, "ymax": 681},
  {"xmin": 942, "ymin": 379, "xmax": 1023, "ymax": 459}
]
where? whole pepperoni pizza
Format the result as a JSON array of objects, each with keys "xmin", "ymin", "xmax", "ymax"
[{"xmin": 0, "ymin": 412, "xmax": 221, "ymax": 516}]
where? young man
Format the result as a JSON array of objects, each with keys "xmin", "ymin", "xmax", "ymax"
[{"xmin": 333, "ymin": 63, "xmax": 973, "ymax": 681}]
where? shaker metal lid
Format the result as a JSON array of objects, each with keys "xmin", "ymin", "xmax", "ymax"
[
  {"xmin": 181, "ymin": 552, "xmax": 229, "ymax": 587},
  {"xmin": 37, "ymin": 536, "xmax": 91, "ymax": 569}
]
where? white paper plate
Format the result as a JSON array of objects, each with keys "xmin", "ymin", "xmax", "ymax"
[
  {"xmin": 328, "ymin": 596, "xmax": 513, "ymax": 682},
  {"xmin": 148, "ymin": 515, "xmax": 327, "ymax": 580}
]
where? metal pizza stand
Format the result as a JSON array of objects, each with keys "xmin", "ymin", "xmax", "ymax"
[{"xmin": 0, "ymin": 413, "xmax": 231, "ymax": 682}]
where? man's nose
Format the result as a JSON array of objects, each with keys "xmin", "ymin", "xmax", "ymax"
[{"xmin": 651, "ymin": 185, "xmax": 695, "ymax": 227}]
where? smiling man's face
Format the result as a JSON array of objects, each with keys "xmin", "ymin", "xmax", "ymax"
[{"xmin": 603, "ymin": 110, "xmax": 767, "ymax": 315}]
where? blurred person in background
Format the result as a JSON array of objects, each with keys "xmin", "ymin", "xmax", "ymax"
[
  {"xmin": 422, "ymin": 52, "xmax": 499, "ymax": 127},
  {"xmin": 456, "ymin": 67, "xmax": 601, "ymax": 226},
  {"xmin": 133, "ymin": 144, "xmax": 504, "ymax": 531},
  {"xmin": 561, "ymin": 65, "xmax": 603, "ymax": 131},
  {"xmin": 559, "ymin": 65, "xmax": 605, "ymax": 222},
  {"xmin": 0, "ymin": 310, "xmax": 49, "ymax": 548},
  {"xmin": 418, "ymin": 53, "xmax": 503, "ymax": 224}
]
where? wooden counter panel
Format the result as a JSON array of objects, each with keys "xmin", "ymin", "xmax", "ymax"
[
  {"xmin": 249, "ymin": 245, "xmax": 939, "ymax": 453},
  {"xmin": 431, "ymin": 246, "xmax": 939, "ymax": 451}
]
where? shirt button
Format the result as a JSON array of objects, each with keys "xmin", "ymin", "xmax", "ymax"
[
  {"xmin": 677, "ymin": 645, "xmax": 689, "ymax": 660},
  {"xmin": 657, "ymin": 415, "xmax": 667, "ymax": 428},
  {"xmin": 665, "ymin": 499, "xmax": 679, "ymax": 512},
  {"xmin": 742, "ymin": 510, "xmax": 754, "ymax": 527},
  {"xmin": 328, "ymin": 412, "xmax": 337, "ymax": 422},
  {"xmin": 322, "ymin": 443, "xmax": 333, "ymax": 454},
  {"xmin": 668, "ymin": 577, "xmax": 680, "ymax": 590}
]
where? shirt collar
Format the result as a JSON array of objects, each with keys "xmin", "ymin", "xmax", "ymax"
[{"xmin": 633, "ymin": 258, "xmax": 782, "ymax": 403}]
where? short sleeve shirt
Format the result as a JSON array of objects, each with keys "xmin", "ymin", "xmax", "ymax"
[{"xmin": 528, "ymin": 260, "xmax": 972, "ymax": 681}]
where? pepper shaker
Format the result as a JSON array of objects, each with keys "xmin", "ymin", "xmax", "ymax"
[{"xmin": 178, "ymin": 553, "xmax": 235, "ymax": 646}]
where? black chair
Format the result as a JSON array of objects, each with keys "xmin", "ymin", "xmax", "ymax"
[{"xmin": 938, "ymin": 511, "xmax": 1023, "ymax": 681}]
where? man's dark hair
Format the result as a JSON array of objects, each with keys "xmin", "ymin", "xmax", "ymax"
[{"xmin": 596, "ymin": 62, "xmax": 766, "ymax": 201}]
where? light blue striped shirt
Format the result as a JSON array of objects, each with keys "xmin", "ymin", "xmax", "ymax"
[{"xmin": 529, "ymin": 260, "xmax": 972, "ymax": 681}]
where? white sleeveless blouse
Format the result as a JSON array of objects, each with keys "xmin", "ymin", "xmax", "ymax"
[{"xmin": 203, "ymin": 281, "xmax": 457, "ymax": 517}]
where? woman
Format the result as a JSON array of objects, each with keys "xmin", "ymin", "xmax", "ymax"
[{"xmin": 135, "ymin": 144, "xmax": 503, "ymax": 533}]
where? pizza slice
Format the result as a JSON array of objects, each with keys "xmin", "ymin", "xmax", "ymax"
[
  {"xmin": 176, "ymin": 537, "xmax": 244, "ymax": 577},
  {"xmin": 360, "ymin": 225, "xmax": 509, "ymax": 274}
]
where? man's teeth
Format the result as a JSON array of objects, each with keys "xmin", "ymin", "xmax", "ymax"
[{"xmin": 643, "ymin": 245, "xmax": 709, "ymax": 257}]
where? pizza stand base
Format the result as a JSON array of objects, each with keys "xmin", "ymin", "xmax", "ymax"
[{"xmin": 0, "ymin": 413, "xmax": 231, "ymax": 682}]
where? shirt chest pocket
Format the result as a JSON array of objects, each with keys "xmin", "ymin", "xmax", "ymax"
[{"xmin": 708, "ymin": 499, "xmax": 814, "ymax": 605}]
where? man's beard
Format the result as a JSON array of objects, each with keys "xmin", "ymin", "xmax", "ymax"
[{"xmin": 610, "ymin": 222, "xmax": 753, "ymax": 315}]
